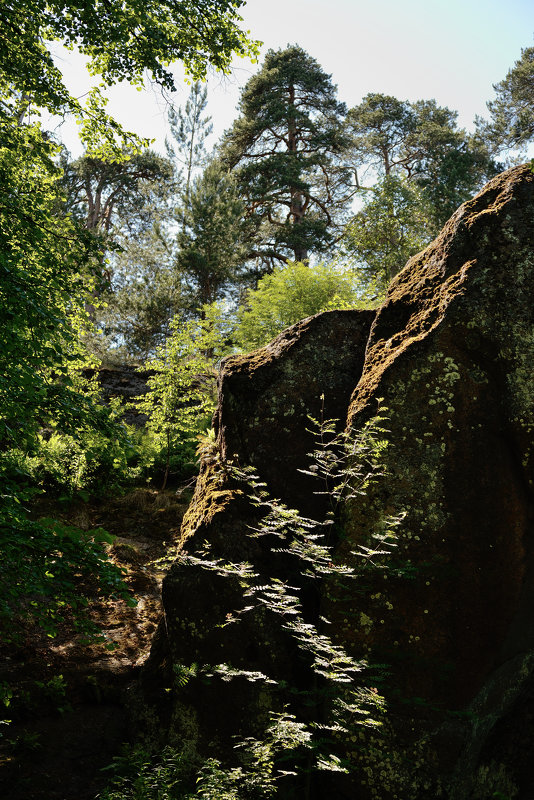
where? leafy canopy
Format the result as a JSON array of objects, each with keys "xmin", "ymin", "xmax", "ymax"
[
  {"xmin": 348, "ymin": 92, "xmax": 495, "ymax": 227},
  {"xmin": 63, "ymin": 149, "xmax": 174, "ymax": 237},
  {"xmin": 0, "ymin": 0, "xmax": 260, "ymax": 439},
  {"xmin": 176, "ymin": 158, "xmax": 249, "ymax": 310},
  {"xmin": 342, "ymin": 175, "xmax": 433, "ymax": 289},
  {"xmin": 167, "ymin": 80, "xmax": 213, "ymax": 205},
  {"xmin": 0, "ymin": 0, "xmax": 260, "ymax": 156},
  {"xmin": 235, "ymin": 260, "xmax": 365, "ymax": 352},
  {"xmin": 136, "ymin": 303, "xmax": 232, "ymax": 487},
  {"xmin": 0, "ymin": 121, "xmax": 103, "ymax": 447},
  {"xmin": 0, "ymin": 1, "xmax": 259, "ymax": 104},
  {"xmin": 0, "ymin": 0, "xmax": 259, "ymax": 644}
]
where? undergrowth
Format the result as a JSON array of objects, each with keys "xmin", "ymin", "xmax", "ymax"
[{"xmin": 0, "ymin": 474, "xmax": 133, "ymax": 644}]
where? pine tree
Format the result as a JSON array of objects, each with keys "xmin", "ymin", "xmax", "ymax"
[
  {"xmin": 62, "ymin": 149, "xmax": 173, "ymax": 239},
  {"xmin": 62, "ymin": 149, "xmax": 176, "ymax": 341},
  {"xmin": 348, "ymin": 93, "xmax": 495, "ymax": 228},
  {"xmin": 100, "ymin": 205, "xmax": 181, "ymax": 360},
  {"xmin": 476, "ymin": 45, "xmax": 534, "ymax": 156},
  {"xmin": 220, "ymin": 45, "xmax": 352, "ymax": 272},
  {"xmin": 166, "ymin": 81, "xmax": 213, "ymax": 229},
  {"xmin": 342, "ymin": 174, "xmax": 433, "ymax": 289},
  {"xmin": 176, "ymin": 158, "xmax": 249, "ymax": 311}
]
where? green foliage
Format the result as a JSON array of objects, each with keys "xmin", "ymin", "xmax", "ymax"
[
  {"xmin": 60, "ymin": 147, "xmax": 177, "ymax": 357},
  {"xmin": 33, "ymin": 427, "xmax": 134, "ymax": 496},
  {"xmin": 176, "ymin": 159, "xmax": 249, "ymax": 310},
  {"xmin": 478, "ymin": 45, "xmax": 534, "ymax": 155},
  {"xmin": 0, "ymin": 0, "xmax": 259, "ymax": 431},
  {"xmin": 136, "ymin": 303, "xmax": 232, "ymax": 487},
  {"xmin": 99, "ymin": 713, "xmax": 311, "ymax": 799},
  {"xmin": 220, "ymin": 45, "xmax": 352, "ymax": 269},
  {"xmin": 5, "ymin": 729, "xmax": 42, "ymax": 753},
  {"xmin": 62, "ymin": 149, "xmax": 174, "ymax": 239},
  {"xmin": 1, "ymin": 398, "xmax": 159, "ymax": 502},
  {"xmin": 96, "ymin": 85, "xmax": 218, "ymax": 360},
  {"xmin": 234, "ymin": 260, "xmax": 369, "ymax": 351},
  {"xmin": 98, "ymin": 225, "xmax": 182, "ymax": 361},
  {"xmin": 99, "ymin": 744, "xmax": 196, "ymax": 799},
  {"xmin": 0, "ymin": 120, "xmax": 103, "ymax": 448},
  {"xmin": 0, "ymin": 0, "xmax": 260, "ymax": 652},
  {"xmin": 167, "ymin": 81, "xmax": 213, "ymax": 214},
  {"xmin": 0, "ymin": 0, "xmax": 259, "ymax": 664},
  {"xmin": 348, "ymin": 92, "xmax": 415, "ymax": 178},
  {"xmin": 342, "ymin": 175, "xmax": 433, "ymax": 289},
  {"xmin": 34, "ymin": 673, "xmax": 67, "ymax": 704},
  {"xmin": 88, "ymin": 169, "xmax": 180, "ymax": 361},
  {"xmin": 0, "ymin": 473, "xmax": 129, "ymax": 643},
  {"xmin": 1, "ymin": 674, "xmax": 70, "ymax": 721},
  {"xmin": 414, "ymin": 134, "xmax": 497, "ymax": 229},
  {"xmin": 340, "ymin": 92, "xmax": 498, "ymax": 287},
  {"xmin": 0, "ymin": 0, "xmax": 259, "ymax": 433},
  {"xmin": 0, "ymin": 0, "xmax": 259, "ymax": 156},
  {"xmin": 347, "ymin": 92, "xmax": 496, "ymax": 230},
  {"xmin": 194, "ymin": 713, "xmax": 315, "ymax": 799},
  {"xmin": 470, "ymin": 762, "xmax": 518, "ymax": 800},
  {"xmin": 0, "ymin": 311, "xmax": 133, "ymax": 646}
]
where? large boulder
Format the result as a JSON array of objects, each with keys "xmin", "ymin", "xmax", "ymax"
[
  {"xmin": 213, "ymin": 309, "xmax": 375, "ymax": 514},
  {"xmin": 345, "ymin": 164, "xmax": 534, "ymax": 705},
  {"xmin": 147, "ymin": 309, "xmax": 375, "ymax": 765},
  {"xmin": 147, "ymin": 164, "xmax": 534, "ymax": 799}
]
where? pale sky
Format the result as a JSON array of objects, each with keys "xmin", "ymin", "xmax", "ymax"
[{"xmin": 48, "ymin": 0, "xmax": 534, "ymax": 157}]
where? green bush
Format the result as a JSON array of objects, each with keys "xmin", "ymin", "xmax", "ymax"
[
  {"xmin": 234, "ymin": 260, "xmax": 375, "ymax": 352},
  {"xmin": 34, "ymin": 429, "xmax": 129, "ymax": 495},
  {"xmin": 136, "ymin": 304, "xmax": 232, "ymax": 489},
  {"xmin": 99, "ymin": 745, "xmax": 196, "ymax": 799},
  {"xmin": 0, "ymin": 475, "xmax": 131, "ymax": 642},
  {"xmin": 126, "ymin": 425, "xmax": 209, "ymax": 488},
  {"xmin": 1, "ymin": 414, "xmax": 188, "ymax": 498}
]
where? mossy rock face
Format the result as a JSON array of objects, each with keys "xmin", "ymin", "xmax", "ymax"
[
  {"xmin": 332, "ymin": 164, "xmax": 534, "ymax": 797},
  {"xmin": 341, "ymin": 164, "xmax": 534, "ymax": 703}
]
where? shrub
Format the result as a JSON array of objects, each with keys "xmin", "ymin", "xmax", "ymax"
[
  {"xmin": 234, "ymin": 260, "xmax": 373, "ymax": 352},
  {"xmin": 135, "ymin": 303, "xmax": 232, "ymax": 488}
]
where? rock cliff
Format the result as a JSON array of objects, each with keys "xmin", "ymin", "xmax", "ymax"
[{"xmin": 146, "ymin": 164, "xmax": 534, "ymax": 799}]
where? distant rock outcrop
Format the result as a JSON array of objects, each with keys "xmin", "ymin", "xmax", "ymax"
[
  {"xmin": 146, "ymin": 164, "xmax": 534, "ymax": 799},
  {"xmin": 86, "ymin": 366, "xmax": 152, "ymax": 426}
]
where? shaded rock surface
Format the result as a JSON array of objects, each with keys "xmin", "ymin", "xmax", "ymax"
[
  {"xmin": 337, "ymin": 163, "xmax": 534, "ymax": 798},
  {"xmin": 143, "ymin": 310, "xmax": 375, "ymax": 771},
  {"xmin": 344, "ymin": 164, "xmax": 534, "ymax": 706},
  {"xmin": 85, "ymin": 365, "xmax": 152, "ymax": 426},
  {"xmin": 148, "ymin": 164, "xmax": 534, "ymax": 799},
  {"xmin": 214, "ymin": 310, "xmax": 375, "ymax": 514}
]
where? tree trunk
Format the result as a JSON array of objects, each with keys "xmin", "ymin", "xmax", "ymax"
[{"xmin": 287, "ymin": 84, "xmax": 308, "ymax": 262}]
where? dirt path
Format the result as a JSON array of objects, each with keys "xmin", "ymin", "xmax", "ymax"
[{"xmin": 0, "ymin": 487, "xmax": 189, "ymax": 800}]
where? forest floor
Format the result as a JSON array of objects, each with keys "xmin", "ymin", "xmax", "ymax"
[{"xmin": 0, "ymin": 486, "xmax": 190, "ymax": 800}]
